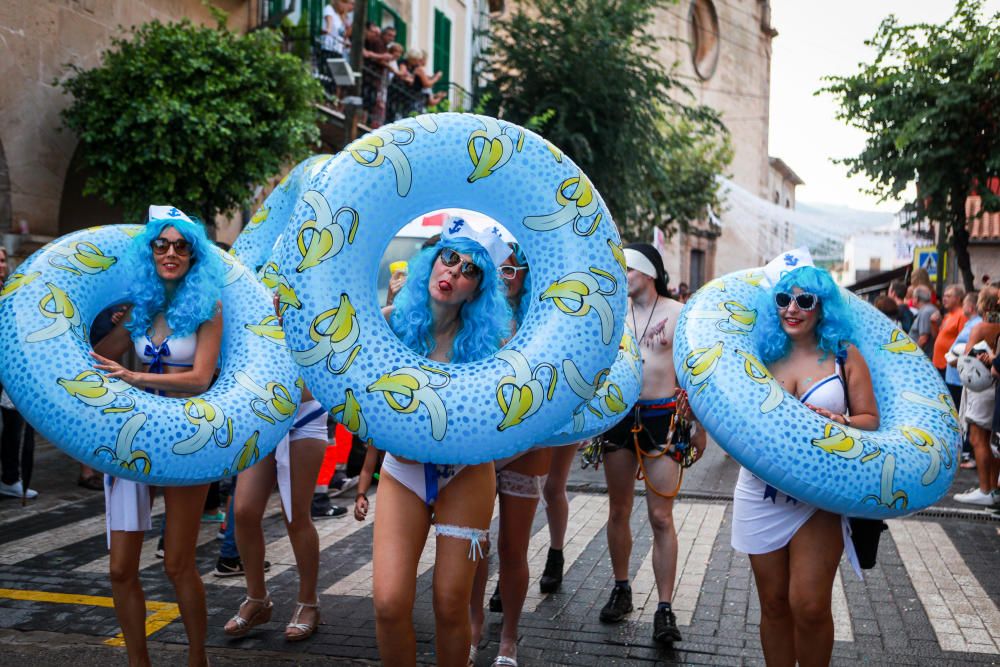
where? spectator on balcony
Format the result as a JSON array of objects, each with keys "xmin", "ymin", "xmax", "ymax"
[
  {"xmin": 383, "ymin": 42, "xmax": 409, "ymax": 124},
  {"xmin": 320, "ymin": 0, "xmax": 352, "ymax": 60},
  {"xmin": 404, "ymin": 49, "xmax": 446, "ymax": 111},
  {"xmin": 362, "ymin": 23, "xmax": 394, "ymax": 125},
  {"xmin": 381, "ymin": 25, "xmax": 397, "ymax": 50}
]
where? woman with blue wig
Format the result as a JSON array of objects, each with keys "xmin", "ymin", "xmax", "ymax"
[
  {"xmin": 91, "ymin": 206, "xmax": 225, "ymax": 667},
  {"xmin": 732, "ymin": 251, "xmax": 878, "ymax": 667},
  {"xmin": 468, "ymin": 241, "xmax": 552, "ymax": 666},
  {"xmin": 373, "ymin": 218, "xmax": 512, "ymax": 667}
]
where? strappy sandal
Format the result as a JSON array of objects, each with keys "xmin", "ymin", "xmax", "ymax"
[
  {"xmin": 285, "ymin": 601, "xmax": 320, "ymax": 641},
  {"xmin": 492, "ymin": 656, "xmax": 517, "ymax": 667},
  {"xmin": 223, "ymin": 593, "xmax": 272, "ymax": 637},
  {"xmin": 468, "ymin": 644, "xmax": 478, "ymax": 666}
]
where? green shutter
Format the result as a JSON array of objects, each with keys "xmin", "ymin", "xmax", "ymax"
[
  {"xmin": 368, "ymin": 0, "xmax": 382, "ymax": 26},
  {"xmin": 306, "ymin": 0, "xmax": 323, "ymax": 40},
  {"xmin": 432, "ymin": 9, "xmax": 451, "ymax": 94}
]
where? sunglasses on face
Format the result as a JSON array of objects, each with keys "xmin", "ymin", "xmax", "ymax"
[
  {"xmin": 498, "ymin": 264, "xmax": 528, "ymax": 280},
  {"xmin": 150, "ymin": 238, "xmax": 192, "ymax": 256},
  {"xmin": 439, "ymin": 248, "xmax": 483, "ymax": 281},
  {"xmin": 774, "ymin": 291, "xmax": 819, "ymax": 311}
]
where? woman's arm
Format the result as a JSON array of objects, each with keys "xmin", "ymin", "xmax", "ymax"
[
  {"xmin": 90, "ymin": 303, "xmax": 224, "ymax": 394},
  {"xmin": 92, "ymin": 306, "xmax": 133, "ymax": 360},
  {"xmin": 839, "ymin": 345, "xmax": 879, "ymax": 430},
  {"xmin": 354, "ymin": 445, "xmax": 380, "ymax": 520},
  {"xmin": 964, "ymin": 321, "xmax": 993, "ymax": 353}
]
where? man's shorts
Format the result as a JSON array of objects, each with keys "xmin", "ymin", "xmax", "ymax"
[{"xmin": 601, "ymin": 398, "xmax": 675, "ymax": 456}]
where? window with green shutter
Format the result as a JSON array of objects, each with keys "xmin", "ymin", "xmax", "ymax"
[{"xmin": 432, "ymin": 9, "xmax": 451, "ymax": 94}]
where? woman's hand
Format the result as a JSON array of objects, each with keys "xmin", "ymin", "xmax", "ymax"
[
  {"xmin": 354, "ymin": 494, "xmax": 369, "ymax": 521},
  {"xmin": 90, "ymin": 351, "xmax": 141, "ymax": 387},
  {"xmin": 805, "ymin": 403, "xmax": 848, "ymax": 425}
]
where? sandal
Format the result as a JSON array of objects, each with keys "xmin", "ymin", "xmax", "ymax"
[
  {"xmin": 285, "ymin": 601, "xmax": 320, "ymax": 641},
  {"xmin": 468, "ymin": 644, "xmax": 478, "ymax": 666},
  {"xmin": 492, "ymin": 656, "xmax": 517, "ymax": 667},
  {"xmin": 223, "ymin": 593, "xmax": 272, "ymax": 637}
]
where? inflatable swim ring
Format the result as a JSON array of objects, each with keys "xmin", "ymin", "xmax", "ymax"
[
  {"xmin": 0, "ymin": 225, "xmax": 301, "ymax": 485},
  {"xmin": 262, "ymin": 113, "xmax": 627, "ymax": 463},
  {"xmin": 540, "ymin": 325, "xmax": 643, "ymax": 446},
  {"xmin": 673, "ymin": 268, "xmax": 961, "ymax": 519},
  {"xmin": 232, "ymin": 154, "xmax": 336, "ymax": 272}
]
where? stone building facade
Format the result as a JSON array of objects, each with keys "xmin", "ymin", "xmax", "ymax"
[
  {"xmin": 0, "ymin": 0, "xmax": 259, "ymax": 253},
  {"xmin": 650, "ymin": 0, "xmax": 781, "ymax": 287}
]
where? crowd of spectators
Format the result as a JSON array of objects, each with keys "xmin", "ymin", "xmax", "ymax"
[{"xmin": 315, "ymin": 1, "xmax": 447, "ymax": 127}]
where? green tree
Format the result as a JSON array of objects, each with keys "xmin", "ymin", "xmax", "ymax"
[
  {"xmin": 821, "ymin": 0, "xmax": 1000, "ymax": 292},
  {"xmin": 477, "ymin": 0, "xmax": 731, "ymax": 241},
  {"xmin": 59, "ymin": 18, "xmax": 322, "ymax": 224}
]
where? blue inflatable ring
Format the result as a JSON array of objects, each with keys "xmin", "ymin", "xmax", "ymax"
[
  {"xmin": 0, "ymin": 225, "xmax": 301, "ymax": 485},
  {"xmin": 673, "ymin": 268, "xmax": 961, "ymax": 519},
  {"xmin": 255, "ymin": 113, "xmax": 626, "ymax": 463},
  {"xmin": 541, "ymin": 325, "xmax": 643, "ymax": 446}
]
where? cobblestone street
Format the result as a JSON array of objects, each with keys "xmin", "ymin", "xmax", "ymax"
[{"xmin": 1, "ymin": 439, "xmax": 999, "ymax": 666}]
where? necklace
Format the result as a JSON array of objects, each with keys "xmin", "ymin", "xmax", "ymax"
[{"xmin": 631, "ymin": 296, "xmax": 660, "ymax": 361}]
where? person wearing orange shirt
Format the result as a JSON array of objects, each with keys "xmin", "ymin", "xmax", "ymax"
[{"xmin": 933, "ymin": 285, "xmax": 968, "ymax": 408}]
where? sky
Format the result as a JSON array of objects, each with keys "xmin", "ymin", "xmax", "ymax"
[{"xmin": 767, "ymin": 0, "xmax": 1000, "ymax": 213}]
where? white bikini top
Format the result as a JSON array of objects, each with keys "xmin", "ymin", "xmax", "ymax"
[
  {"xmin": 798, "ymin": 355, "xmax": 848, "ymax": 415},
  {"xmin": 134, "ymin": 333, "xmax": 197, "ymax": 370}
]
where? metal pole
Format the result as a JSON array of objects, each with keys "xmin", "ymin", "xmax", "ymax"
[{"xmin": 344, "ymin": 0, "xmax": 368, "ymax": 146}]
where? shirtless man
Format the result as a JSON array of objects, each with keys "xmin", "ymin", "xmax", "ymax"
[{"xmin": 598, "ymin": 243, "xmax": 706, "ymax": 644}]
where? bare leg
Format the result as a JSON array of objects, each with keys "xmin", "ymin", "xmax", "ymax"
[
  {"xmin": 228, "ymin": 452, "xmax": 277, "ymax": 629},
  {"xmin": 469, "ymin": 536, "xmax": 491, "ymax": 647},
  {"xmin": 970, "ymin": 424, "xmax": 994, "ymax": 493},
  {"xmin": 788, "ymin": 510, "xmax": 843, "ymax": 667},
  {"xmin": 372, "ymin": 472, "xmax": 432, "ymax": 667},
  {"xmin": 284, "ymin": 436, "xmax": 326, "ymax": 633},
  {"xmin": 432, "ymin": 463, "xmax": 496, "ymax": 667},
  {"xmin": 641, "ymin": 455, "xmax": 680, "ymax": 603},
  {"xmin": 543, "ymin": 443, "xmax": 578, "ymax": 549},
  {"xmin": 109, "ymin": 530, "xmax": 151, "ymax": 667},
  {"xmin": 748, "ymin": 547, "xmax": 794, "ymax": 667},
  {"xmin": 602, "ymin": 448, "xmax": 638, "ymax": 581},
  {"xmin": 162, "ymin": 484, "xmax": 211, "ymax": 667},
  {"xmin": 496, "ymin": 449, "xmax": 550, "ymax": 659}
]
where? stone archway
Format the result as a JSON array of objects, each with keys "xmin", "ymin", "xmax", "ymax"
[{"xmin": 57, "ymin": 142, "xmax": 124, "ymax": 235}]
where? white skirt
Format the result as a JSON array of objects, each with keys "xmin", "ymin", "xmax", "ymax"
[
  {"xmin": 732, "ymin": 467, "xmax": 862, "ymax": 578},
  {"xmin": 104, "ymin": 475, "xmax": 152, "ymax": 548}
]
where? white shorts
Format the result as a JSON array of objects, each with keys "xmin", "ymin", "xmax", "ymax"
[{"xmin": 104, "ymin": 475, "xmax": 152, "ymax": 548}]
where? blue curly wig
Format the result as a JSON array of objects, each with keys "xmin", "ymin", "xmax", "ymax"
[
  {"xmin": 754, "ymin": 265, "xmax": 856, "ymax": 364},
  {"xmin": 124, "ymin": 217, "xmax": 225, "ymax": 341},
  {"xmin": 390, "ymin": 236, "xmax": 512, "ymax": 363}
]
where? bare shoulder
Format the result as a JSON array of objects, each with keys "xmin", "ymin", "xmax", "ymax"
[{"xmin": 843, "ymin": 343, "xmax": 872, "ymax": 375}]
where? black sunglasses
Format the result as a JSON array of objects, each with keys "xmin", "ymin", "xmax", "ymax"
[
  {"xmin": 439, "ymin": 248, "xmax": 483, "ymax": 281},
  {"xmin": 150, "ymin": 238, "xmax": 192, "ymax": 256},
  {"xmin": 774, "ymin": 291, "xmax": 819, "ymax": 311}
]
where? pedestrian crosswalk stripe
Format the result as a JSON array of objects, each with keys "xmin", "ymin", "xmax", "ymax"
[
  {"xmin": 890, "ymin": 519, "xmax": 1000, "ymax": 654},
  {"xmin": 524, "ymin": 495, "xmax": 609, "ymax": 613},
  {"xmin": 831, "ymin": 570, "xmax": 853, "ymax": 642},
  {"xmin": 325, "ymin": 501, "xmax": 499, "ymax": 597},
  {"xmin": 636, "ymin": 502, "xmax": 726, "ymax": 625},
  {"xmin": 211, "ymin": 495, "xmax": 378, "ymax": 589},
  {"xmin": 0, "ymin": 497, "xmax": 166, "ymax": 565},
  {"xmin": 485, "ymin": 494, "xmax": 592, "ymax": 600}
]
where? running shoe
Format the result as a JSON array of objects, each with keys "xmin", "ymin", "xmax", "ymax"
[
  {"xmin": 599, "ymin": 586, "xmax": 633, "ymax": 623},
  {"xmin": 311, "ymin": 493, "xmax": 347, "ymax": 518},
  {"xmin": 201, "ymin": 511, "xmax": 226, "ymax": 523},
  {"xmin": 214, "ymin": 556, "xmax": 272, "ymax": 577},
  {"xmin": 0, "ymin": 481, "xmax": 37, "ymax": 499},
  {"xmin": 953, "ymin": 487, "xmax": 999, "ymax": 506},
  {"xmin": 653, "ymin": 607, "xmax": 682, "ymax": 643}
]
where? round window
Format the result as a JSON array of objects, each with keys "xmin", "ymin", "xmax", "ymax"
[{"xmin": 689, "ymin": 0, "xmax": 720, "ymax": 80}]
